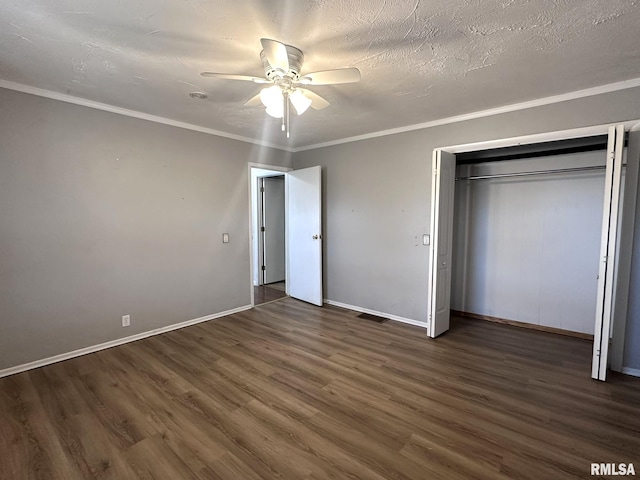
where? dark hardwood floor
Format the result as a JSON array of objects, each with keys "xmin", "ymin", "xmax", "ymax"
[
  {"xmin": 1, "ymin": 298, "xmax": 639, "ymax": 479},
  {"xmin": 254, "ymin": 283, "xmax": 287, "ymax": 305}
]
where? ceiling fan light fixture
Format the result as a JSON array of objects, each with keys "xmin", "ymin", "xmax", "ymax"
[
  {"xmin": 290, "ymin": 89, "xmax": 312, "ymax": 115},
  {"xmin": 265, "ymin": 104, "xmax": 284, "ymax": 118},
  {"xmin": 260, "ymin": 85, "xmax": 283, "ymax": 110}
]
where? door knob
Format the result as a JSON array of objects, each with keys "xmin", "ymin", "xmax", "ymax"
[{"xmin": 312, "ymin": 235, "xmax": 319, "ymax": 240}]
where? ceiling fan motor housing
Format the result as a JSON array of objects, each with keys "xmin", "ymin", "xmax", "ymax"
[{"xmin": 261, "ymin": 45, "xmax": 304, "ymax": 82}]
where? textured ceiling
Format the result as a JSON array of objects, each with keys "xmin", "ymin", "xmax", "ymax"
[{"xmin": 1, "ymin": 0, "xmax": 639, "ymax": 149}]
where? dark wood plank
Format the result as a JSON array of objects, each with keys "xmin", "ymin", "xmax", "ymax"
[
  {"xmin": 452, "ymin": 309, "xmax": 595, "ymax": 340},
  {"xmin": 1, "ymin": 299, "xmax": 639, "ymax": 479},
  {"xmin": 254, "ymin": 285, "xmax": 287, "ymax": 305}
]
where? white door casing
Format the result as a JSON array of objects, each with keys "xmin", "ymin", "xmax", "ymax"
[
  {"xmin": 287, "ymin": 166, "xmax": 323, "ymax": 306},
  {"xmin": 428, "ymin": 150, "xmax": 456, "ymax": 338}
]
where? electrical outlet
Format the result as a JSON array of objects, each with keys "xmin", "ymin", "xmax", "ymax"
[{"xmin": 122, "ymin": 315, "xmax": 130, "ymax": 327}]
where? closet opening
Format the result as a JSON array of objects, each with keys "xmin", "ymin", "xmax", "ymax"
[
  {"xmin": 428, "ymin": 124, "xmax": 635, "ymax": 381},
  {"xmin": 451, "ymin": 138, "xmax": 613, "ymax": 340}
]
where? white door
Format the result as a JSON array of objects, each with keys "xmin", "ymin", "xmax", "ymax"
[
  {"xmin": 592, "ymin": 125, "xmax": 625, "ymax": 381},
  {"xmin": 287, "ymin": 166, "xmax": 323, "ymax": 306},
  {"xmin": 262, "ymin": 176, "xmax": 286, "ymax": 284},
  {"xmin": 428, "ymin": 150, "xmax": 456, "ymax": 337}
]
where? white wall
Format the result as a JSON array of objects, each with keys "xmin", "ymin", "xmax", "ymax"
[{"xmin": 452, "ymin": 151, "xmax": 606, "ymax": 334}]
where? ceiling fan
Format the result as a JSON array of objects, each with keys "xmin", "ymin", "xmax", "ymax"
[{"xmin": 201, "ymin": 38, "xmax": 361, "ymax": 138}]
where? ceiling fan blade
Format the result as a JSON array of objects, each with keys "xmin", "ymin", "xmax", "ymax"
[
  {"xmin": 260, "ymin": 38, "xmax": 290, "ymax": 73},
  {"xmin": 200, "ymin": 72, "xmax": 268, "ymax": 83},
  {"xmin": 299, "ymin": 89, "xmax": 330, "ymax": 110},
  {"xmin": 299, "ymin": 68, "xmax": 361, "ymax": 85},
  {"xmin": 244, "ymin": 93, "xmax": 262, "ymax": 107}
]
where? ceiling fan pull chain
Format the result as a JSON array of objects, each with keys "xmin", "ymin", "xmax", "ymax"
[
  {"xmin": 286, "ymin": 94, "xmax": 290, "ymax": 139},
  {"xmin": 282, "ymin": 92, "xmax": 286, "ymax": 132}
]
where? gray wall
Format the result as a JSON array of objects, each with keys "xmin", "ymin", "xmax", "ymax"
[
  {"xmin": 0, "ymin": 87, "xmax": 291, "ymax": 370},
  {"xmin": 3, "ymin": 83, "xmax": 640, "ymax": 373},
  {"xmin": 293, "ymin": 86, "xmax": 640, "ymax": 368},
  {"xmin": 452, "ymin": 151, "xmax": 606, "ymax": 334}
]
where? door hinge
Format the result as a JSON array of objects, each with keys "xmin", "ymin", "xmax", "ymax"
[
  {"xmin": 261, "ymin": 265, "xmax": 266, "ymax": 271},
  {"xmin": 260, "ymin": 187, "xmax": 265, "ymax": 193},
  {"xmin": 260, "ymin": 226, "xmax": 265, "ymax": 232}
]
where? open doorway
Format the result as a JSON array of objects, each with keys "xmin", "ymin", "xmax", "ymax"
[
  {"xmin": 249, "ymin": 163, "xmax": 324, "ymax": 308},
  {"xmin": 250, "ymin": 166, "xmax": 289, "ymax": 305}
]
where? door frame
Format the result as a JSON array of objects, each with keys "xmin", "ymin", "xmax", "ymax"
[
  {"xmin": 431, "ymin": 120, "xmax": 639, "ymax": 376},
  {"xmin": 248, "ymin": 163, "xmax": 292, "ymax": 307}
]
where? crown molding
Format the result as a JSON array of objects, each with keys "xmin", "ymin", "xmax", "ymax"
[
  {"xmin": 3, "ymin": 76, "xmax": 640, "ymax": 154},
  {"xmin": 293, "ymin": 77, "xmax": 640, "ymax": 152},
  {"xmin": 0, "ymin": 79, "xmax": 294, "ymax": 153}
]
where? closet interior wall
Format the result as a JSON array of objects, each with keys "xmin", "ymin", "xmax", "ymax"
[{"xmin": 451, "ymin": 149, "xmax": 609, "ymax": 335}]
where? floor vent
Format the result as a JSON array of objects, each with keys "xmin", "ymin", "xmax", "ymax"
[{"xmin": 357, "ymin": 312, "xmax": 389, "ymax": 324}]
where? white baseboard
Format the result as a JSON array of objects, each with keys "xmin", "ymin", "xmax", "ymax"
[
  {"xmin": 622, "ymin": 367, "xmax": 640, "ymax": 378},
  {"xmin": 0, "ymin": 305, "xmax": 252, "ymax": 379},
  {"xmin": 324, "ymin": 299, "xmax": 428, "ymax": 329}
]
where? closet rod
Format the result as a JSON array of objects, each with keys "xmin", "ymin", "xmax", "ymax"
[{"xmin": 455, "ymin": 164, "xmax": 608, "ymax": 182}]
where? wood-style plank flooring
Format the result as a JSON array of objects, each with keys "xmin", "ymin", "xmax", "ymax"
[
  {"xmin": 1, "ymin": 298, "xmax": 639, "ymax": 479},
  {"xmin": 254, "ymin": 283, "xmax": 287, "ymax": 305}
]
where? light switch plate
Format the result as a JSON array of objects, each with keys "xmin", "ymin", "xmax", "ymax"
[
  {"xmin": 222, "ymin": 233, "xmax": 229, "ymax": 243},
  {"xmin": 423, "ymin": 234, "xmax": 430, "ymax": 246}
]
